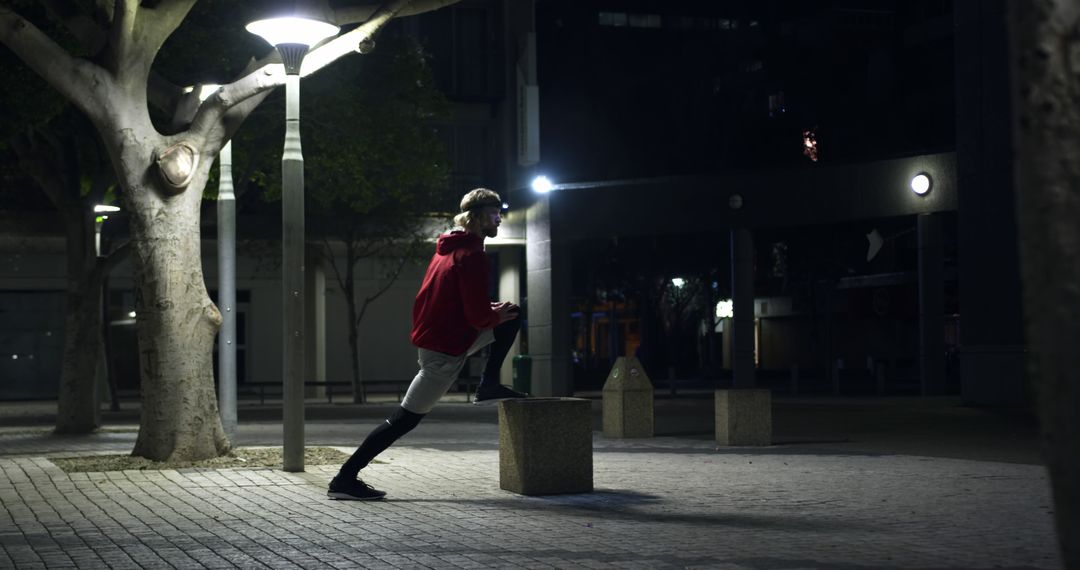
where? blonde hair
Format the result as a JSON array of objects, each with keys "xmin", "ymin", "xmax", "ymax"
[{"xmin": 453, "ymin": 188, "xmax": 501, "ymax": 232}]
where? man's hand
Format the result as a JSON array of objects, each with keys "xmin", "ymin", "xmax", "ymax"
[{"xmin": 493, "ymin": 301, "xmax": 520, "ymax": 323}]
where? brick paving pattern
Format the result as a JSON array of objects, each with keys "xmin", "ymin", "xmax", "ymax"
[{"xmin": 0, "ymin": 404, "xmax": 1064, "ymax": 569}]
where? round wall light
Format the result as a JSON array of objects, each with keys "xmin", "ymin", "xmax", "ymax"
[
  {"xmin": 910, "ymin": 173, "xmax": 932, "ymax": 196},
  {"xmin": 532, "ymin": 175, "xmax": 553, "ymax": 193}
]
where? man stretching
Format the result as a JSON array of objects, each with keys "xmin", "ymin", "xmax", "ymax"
[{"xmin": 328, "ymin": 188, "xmax": 527, "ymax": 500}]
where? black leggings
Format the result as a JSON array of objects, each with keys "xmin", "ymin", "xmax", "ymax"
[
  {"xmin": 337, "ymin": 317, "xmax": 521, "ymax": 481},
  {"xmin": 336, "ymin": 406, "xmax": 425, "ymax": 481}
]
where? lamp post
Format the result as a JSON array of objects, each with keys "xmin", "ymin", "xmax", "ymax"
[
  {"xmin": 198, "ymin": 84, "xmax": 238, "ymax": 443},
  {"xmin": 247, "ymin": 13, "xmax": 339, "ymax": 472},
  {"xmin": 93, "ymin": 204, "xmax": 121, "ymax": 412},
  {"xmin": 92, "ymin": 205, "xmax": 120, "ymax": 256}
]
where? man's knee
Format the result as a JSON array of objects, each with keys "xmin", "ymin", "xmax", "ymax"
[{"xmin": 387, "ymin": 406, "xmax": 425, "ymax": 432}]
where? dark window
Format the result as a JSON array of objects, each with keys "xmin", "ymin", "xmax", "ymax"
[
  {"xmin": 418, "ymin": 4, "xmax": 501, "ymax": 101},
  {"xmin": 434, "ymin": 123, "xmax": 490, "ymax": 208}
]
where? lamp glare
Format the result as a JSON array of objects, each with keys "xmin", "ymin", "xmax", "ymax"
[
  {"xmin": 246, "ymin": 17, "xmax": 339, "ymax": 48},
  {"xmin": 198, "ymin": 84, "xmax": 221, "ymax": 102},
  {"xmin": 532, "ymin": 175, "xmax": 553, "ymax": 193},
  {"xmin": 911, "ymin": 173, "xmax": 931, "ymax": 195}
]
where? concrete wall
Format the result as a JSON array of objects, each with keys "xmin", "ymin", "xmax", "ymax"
[
  {"xmin": 202, "ymin": 244, "xmax": 427, "ymax": 387},
  {"xmin": 0, "ymin": 238, "xmax": 430, "ymax": 398}
]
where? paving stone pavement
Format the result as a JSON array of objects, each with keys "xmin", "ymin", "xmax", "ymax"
[{"xmin": 0, "ymin": 402, "xmax": 1064, "ymax": 570}]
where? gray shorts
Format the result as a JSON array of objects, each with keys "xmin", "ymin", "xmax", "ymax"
[{"xmin": 400, "ymin": 329, "xmax": 494, "ymax": 414}]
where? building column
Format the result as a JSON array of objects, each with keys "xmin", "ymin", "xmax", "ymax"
[
  {"xmin": 954, "ymin": 0, "xmax": 1028, "ymax": 405},
  {"xmin": 918, "ymin": 213, "xmax": 946, "ymax": 395},
  {"xmin": 305, "ymin": 246, "xmax": 326, "ymax": 398},
  {"xmin": 731, "ymin": 228, "xmax": 756, "ymax": 388},
  {"xmin": 526, "ymin": 194, "xmax": 572, "ymax": 396},
  {"xmin": 497, "ymin": 246, "xmax": 524, "ymax": 385}
]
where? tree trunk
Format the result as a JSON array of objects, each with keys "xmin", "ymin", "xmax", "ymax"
[
  {"xmin": 345, "ymin": 271, "xmax": 365, "ymax": 404},
  {"xmin": 55, "ymin": 224, "xmax": 104, "ymax": 433},
  {"xmin": 9, "ymin": 132, "xmax": 107, "ymax": 434},
  {"xmin": 125, "ymin": 147, "xmax": 228, "ymax": 462},
  {"xmin": 1008, "ymin": 1, "xmax": 1080, "ymax": 565}
]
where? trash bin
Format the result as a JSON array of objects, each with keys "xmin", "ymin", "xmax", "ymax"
[{"xmin": 512, "ymin": 354, "xmax": 532, "ymax": 393}]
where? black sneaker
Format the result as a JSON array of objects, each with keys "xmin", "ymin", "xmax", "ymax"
[
  {"xmin": 472, "ymin": 384, "xmax": 528, "ymax": 406},
  {"xmin": 327, "ymin": 477, "xmax": 386, "ymax": 501}
]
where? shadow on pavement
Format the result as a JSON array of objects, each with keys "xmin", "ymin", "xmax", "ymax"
[{"xmin": 387, "ymin": 488, "xmax": 872, "ymax": 531}]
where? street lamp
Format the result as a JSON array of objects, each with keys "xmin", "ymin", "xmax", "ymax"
[
  {"xmin": 247, "ymin": 10, "xmax": 339, "ymax": 473},
  {"xmin": 197, "ymin": 84, "xmax": 238, "ymax": 444},
  {"xmin": 93, "ymin": 205, "xmax": 120, "ymax": 255}
]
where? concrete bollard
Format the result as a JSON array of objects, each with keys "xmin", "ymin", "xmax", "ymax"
[
  {"xmin": 715, "ymin": 389, "xmax": 772, "ymax": 446},
  {"xmin": 602, "ymin": 356, "xmax": 654, "ymax": 438},
  {"xmin": 498, "ymin": 398, "xmax": 593, "ymax": 495}
]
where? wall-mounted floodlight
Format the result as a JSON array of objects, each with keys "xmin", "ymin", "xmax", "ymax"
[
  {"xmin": 531, "ymin": 175, "xmax": 553, "ymax": 193},
  {"xmin": 93, "ymin": 205, "xmax": 120, "ymax": 213},
  {"xmin": 910, "ymin": 173, "xmax": 931, "ymax": 196},
  {"xmin": 716, "ymin": 299, "xmax": 734, "ymax": 319}
]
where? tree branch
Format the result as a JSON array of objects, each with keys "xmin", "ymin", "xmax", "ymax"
[
  {"xmin": 185, "ymin": 65, "xmax": 274, "ymax": 154},
  {"xmin": 356, "ymin": 254, "xmax": 411, "ymax": 327},
  {"xmin": 300, "ymin": 0, "xmax": 416, "ymax": 78},
  {"xmin": 321, "ymin": 236, "xmax": 349, "ymax": 294},
  {"xmin": 208, "ymin": 0, "xmax": 462, "ymax": 122},
  {"xmin": 170, "ymin": 88, "xmax": 203, "ymax": 133},
  {"xmin": 138, "ymin": 0, "xmax": 198, "ymax": 64},
  {"xmin": 222, "ymin": 90, "xmax": 272, "ymax": 142},
  {"xmin": 108, "ymin": 0, "xmax": 138, "ymax": 74},
  {"xmin": 0, "ymin": 7, "xmax": 112, "ymax": 123},
  {"xmin": 215, "ymin": 58, "xmax": 274, "ymax": 144}
]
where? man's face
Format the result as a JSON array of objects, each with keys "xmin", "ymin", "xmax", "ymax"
[{"xmin": 479, "ymin": 206, "xmax": 501, "ymax": 238}]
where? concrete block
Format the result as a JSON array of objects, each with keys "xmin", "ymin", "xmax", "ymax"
[
  {"xmin": 715, "ymin": 389, "xmax": 772, "ymax": 446},
  {"xmin": 498, "ymin": 398, "xmax": 593, "ymax": 495},
  {"xmin": 602, "ymin": 357, "xmax": 654, "ymax": 438}
]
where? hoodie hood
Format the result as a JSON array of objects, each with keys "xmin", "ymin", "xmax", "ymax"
[{"xmin": 435, "ymin": 230, "xmax": 482, "ymax": 255}]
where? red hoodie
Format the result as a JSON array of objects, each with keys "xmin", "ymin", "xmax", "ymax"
[{"xmin": 410, "ymin": 230, "xmax": 500, "ymax": 355}]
